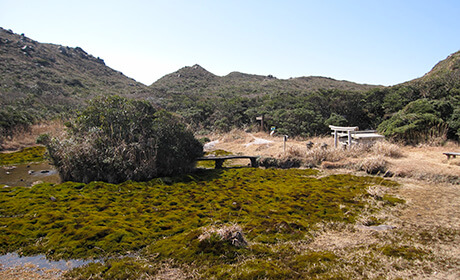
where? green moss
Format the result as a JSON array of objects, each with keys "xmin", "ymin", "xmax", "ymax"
[
  {"xmin": 382, "ymin": 194, "xmax": 405, "ymax": 206},
  {"xmin": 0, "ymin": 168, "xmax": 404, "ymax": 278},
  {"xmin": 0, "ymin": 146, "xmax": 47, "ymax": 166},
  {"xmin": 63, "ymin": 257, "xmax": 159, "ymax": 280},
  {"xmin": 380, "ymin": 245, "xmax": 427, "ymax": 260}
]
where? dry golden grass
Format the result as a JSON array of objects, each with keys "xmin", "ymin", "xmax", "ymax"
[
  {"xmin": 0, "ymin": 264, "xmax": 62, "ymax": 280},
  {"xmin": 372, "ymin": 141, "xmax": 403, "ymax": 158},
  {"xmin": 1, "ymin": 121, "xmax": 65, "ymax": 151},
  {"xmin": 204, "ymin": 131, "xmax": 460, "ymax": 181}
]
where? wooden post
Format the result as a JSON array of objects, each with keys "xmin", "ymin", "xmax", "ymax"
[
  {"xmin": 283, "ymin": 135, "xmax": 288, "ymax": 153},
  {"xmin": 215, "ymin": 159, "xmax": 224, "ymax": 169},
  {"xmin": 250, "ymin": 157, "xmax": 258, "ymax": 167},
  {"xmin": 334, "ymin": 130, "xmax": 338, "ymax": 148},
  {"xmin": 256, "ymin": 115, "xmax": 265, "ymax": 132},
  {"xmin": 347, "ymin": 130, "xmax": 352, "ymax": 148},
  {"xmin": 328, "ymin": 125, "xmax": 358, "ymax": 149}
]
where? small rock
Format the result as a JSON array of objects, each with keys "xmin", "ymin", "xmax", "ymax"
[
  {"xmin": 28, "ymin": 170, "xmax": 35, "ymax": 175},
  {"xmin": 50, "ymin": 196, "xmax": 57, "ymax": 202},
  {"xmin": 383, "ymin": 170, "xmax": 394, "ymax": 177},
  {"xmin": 357, "ymin": 224, "xmax": 396, "ymax": 231},
  {"xmin": 40, "ymin": 170, "xmax": 50, "ymax": 174}
]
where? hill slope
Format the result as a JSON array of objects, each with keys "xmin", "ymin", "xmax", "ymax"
[
  {"xmin": 405, "ymin": 50, "xmax": 460, "ymax": 98},
  {"xmin": 0, "ymin": 27, "xmax": 149, "ymax": 115},
  {"xmin": 151, "ymin": 64, "xmax": 379, "ymax": 97}
]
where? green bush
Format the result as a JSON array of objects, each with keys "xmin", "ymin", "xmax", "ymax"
[
  {"xmin": 47, "ymin": 95, "xmax": 203, "ymax": 183},
  {"xmin": 448, "ymin": 108, "xmax": 460, "ymax": 139},
  {"xmin": 378, "ymin": 99, "xmax": 448, "ymax": 144}
]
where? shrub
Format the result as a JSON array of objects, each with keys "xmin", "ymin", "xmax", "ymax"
[
  {"xmin": 36, "ymin": 133, "xmax": 51, "ymax": 145},
  {"xmin": 358, "ymin": 155, "xmax": 387, "ymax": 175},
  {"xmin": 378, "ymin": 99, "xmax": 448, "ymax": 144},
  {"xmin": 47, "ymin": 95, "xmax": 203, "ymax": 183},
  {"xmin": 371, "ymin": 141, "xmax": 403, "ymax": 158}
]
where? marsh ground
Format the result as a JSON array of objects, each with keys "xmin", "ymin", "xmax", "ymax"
[
  {"xmin": 203, "ymin": 130, "xmax": 460, "ymax": 279},
  {"xmin": 1, "ymin": 128, "xmax": 460, "ymax": 279}
]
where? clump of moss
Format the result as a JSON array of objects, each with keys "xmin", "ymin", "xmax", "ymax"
[
  {"xmin": 0, "ymin": 168, "xmax": 404, "ymax": 279},
  {"xmin": 0, "ymin": 146, "xmax": 46, "ymax": 166},
  {"xmin": 380, "ymin": 245, "xmax": 427, "ymax": 260}
]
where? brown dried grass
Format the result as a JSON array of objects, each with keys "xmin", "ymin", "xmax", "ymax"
[
  {"xmin": 1, "ymin": 120, "xmax": 65, "ymax": 151},
  {"xmin": 372, "ymin": 141, "xmax": 403, "ymax": 158}
]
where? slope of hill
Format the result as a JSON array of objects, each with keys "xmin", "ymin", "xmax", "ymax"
[
  {"xmin": 0, "ymin": 27, "xmax": 149, "ymax": 113},
  {"xmin": 148, "ymin": 64, "xmax": 384, "ymax": 135},
  {"xmin": 405, "ymin": 50, "xmax": 460, "ymax": 98},
  {"xmin": 151, "ymin": 64, "xmax": 379, "ymax": 97}
]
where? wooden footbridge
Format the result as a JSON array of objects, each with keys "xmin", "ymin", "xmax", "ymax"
[{"xmin": 197, "ymin": 155, "xmax": 259, "ymax": 169}]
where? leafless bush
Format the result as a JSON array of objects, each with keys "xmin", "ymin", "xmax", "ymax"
[
  {"xmin": 358, "ymin": 155, "xmax": 388, "ymax": 175},
  {"xmin": 304, "ymin": 145, "xmax": 368, "ymax": 167},
  {"xmin": 372, "ymin": 141, "xmax": 403, "ymax": 158}
]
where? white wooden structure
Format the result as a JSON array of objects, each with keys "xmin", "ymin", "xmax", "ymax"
[{"xmin": 329, "ymin": 125, "xmax": 385, "ymax": 148}]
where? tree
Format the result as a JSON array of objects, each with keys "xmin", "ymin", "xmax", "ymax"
[{"xmin": 47, "ymin": 96, "xmax": 203, "ymax": 183}]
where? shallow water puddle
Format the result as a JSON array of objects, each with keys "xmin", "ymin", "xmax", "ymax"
[
  {"xmin": 0, "ymin": 162, "xmax": 61, "ymax": 187},
  {"xmin": 0, "ymin": 252, "xmax": 99, "ymax": 271}
]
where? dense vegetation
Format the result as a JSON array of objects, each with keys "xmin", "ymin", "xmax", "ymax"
[
  {"xmin": 0, "ymin": 168, "xmax": 407, "ymax": 279},
  {"xmin": 1, "ymin": 27, "xmax": 460, "ymax": 146},
  {"xmin": 46, "ymin": 96, "xmax": 203, "ymax": 183},
  {"xmin": 150, "ymin": 59, "xmax": 460, "ymax": 143}
]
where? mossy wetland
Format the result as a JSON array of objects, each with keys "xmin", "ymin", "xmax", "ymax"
[
  {"xmin": 0, "ymin": 146, "xmax": 47, "ymax": 166},
  {"xmin": 0, "ymin": 145, "xmax": 420, "ymax": 279}
]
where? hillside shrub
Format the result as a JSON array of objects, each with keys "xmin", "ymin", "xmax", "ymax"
[
  {"xmin": 358, "ymin": 155, "xmax": 388, "ymax": 175},
  {"xmin": 448, "ymin": 108, "xmax": 460, "ymax": 139},
  {"xmin": 47, "ymin": 95, "xmax": 203, "ymax": 183},
  {"xmin": 378, "ymin": 99, "xmax": 448, "ymax": 144}
]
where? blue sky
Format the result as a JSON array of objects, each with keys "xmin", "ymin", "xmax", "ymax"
[{"xmin": 1, "ymin": 0, "xmax": 460, "ymax": 86}]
